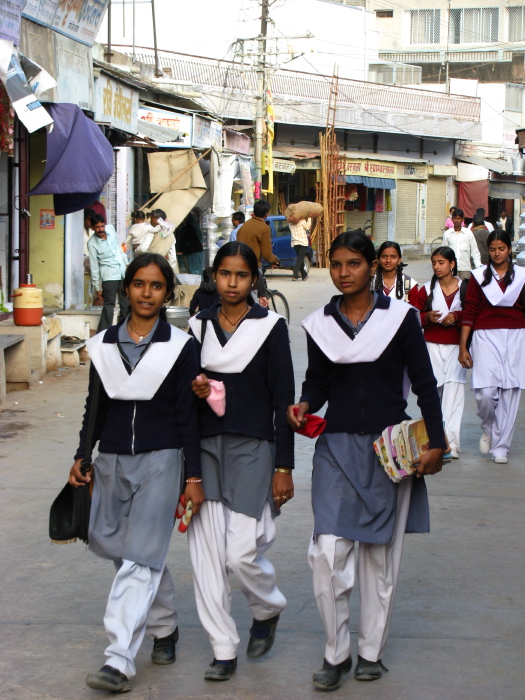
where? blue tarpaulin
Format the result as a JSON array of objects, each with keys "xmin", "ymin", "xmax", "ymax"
[
  {"xmin": 345, "ymin": 175, "xmax": 396, "ymax": 189},
  {"xmin": 29, "ymin": 103, "xmax": 114, "ymax": 215}
]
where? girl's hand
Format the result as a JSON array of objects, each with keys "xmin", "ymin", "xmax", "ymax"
[
  {"xmin": 192, "ymin": 373, "xmax": 211, "ymax": 399},
  {"xmin": 414, "ymin": 448, "xmax": 444, "ymax": 478},
  {"xmin": 184, "ymin": 481, "xmax": 204, "ymax": 516},
  {"xmin": 69, "ymin": 458, "xmax": 91, "ymax": 488},
  {"xmin": 426, "ymin": 310, "xmax": 442, "ymax": 323},
  {"xmin": 440, "ymin": 312, "xmax": 456, "ymax": 326},
  {"xmin": 458, "ymin": 347, "xmax": 473, "ymax": 369},
  {"xmin": 287, "ymin": 401, "xmax": 309, "ymax": 430},
  {"xmin": 272, "ymin": 471, "xmax": 294, "ymax": 510}
]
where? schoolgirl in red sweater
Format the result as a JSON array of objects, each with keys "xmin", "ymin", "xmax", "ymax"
[
  {"xmin": 459, "ymin": 230, "xmax": 525, "ymax": 463},
  {"xmin": 414, "ymin": 247, "xmax": 466, "ymax": 459}
]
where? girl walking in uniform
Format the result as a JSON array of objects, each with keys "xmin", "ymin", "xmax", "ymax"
[
  {"xmin": 287, "ymin": 230, "xmax": 446, "ymax": 692},
  {"xmin": 373, "ymin": 240, "xmax": 418, "ymax": 304},
  {"xmin": 69, "ymin": 253, "xmax": 203, "ymax": 693},
  {"xmin": 459, "ymin": 230, "xmax": 525, "ymax": 463},
  {"xmin": 188, "ymin": 241, "xmax": 295, "ymax": 681},
  {"xmin": 414, "ymin": 247, "xmax": 466, "ymax": 459}
]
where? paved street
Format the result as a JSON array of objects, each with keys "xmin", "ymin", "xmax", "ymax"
[{"xmin": 0, "ymin": 260, "xmax": 524, "ymax": 699}]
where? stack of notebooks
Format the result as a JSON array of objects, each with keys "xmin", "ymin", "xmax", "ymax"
[{"xmin": 374, "ymin": 418, "xmax": 451, "ymax": 483}]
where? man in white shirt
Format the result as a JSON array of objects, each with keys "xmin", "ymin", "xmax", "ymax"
[
  {"xmin": 289, "ymin": 217, "xmax": 311, "ymax": 281},
  {"xmin": 468, "ymin": 207, "xmax": 494, "ymax": 233},
  {"xmin": 88, "ymin": 215, "xmax": 129, "ymax": 332},
  {"xmin": 443, "ymin": 208, "xmax": 481, "ymax": 279}
]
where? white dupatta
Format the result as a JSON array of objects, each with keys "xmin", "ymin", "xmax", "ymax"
[
  {"xmin": 471, "ymin": 265, "xmax": 525, "ymax": 307},
  {"xmin": 87, "ymin": 325, "xmax": 191, "ymax": 400}
]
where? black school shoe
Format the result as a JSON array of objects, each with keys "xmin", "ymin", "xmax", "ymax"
[
  {"xmin": 151, "ymin": 627, "xmax": 179, "ymax": 665},
  {"xmin": 354, "ymin": 655, "xmax": 389, "ymax": 681},
  {"xmin": 204, "ymin": 658, "xmax": 237, "ymax": 681},
  {"xmin": 86, "ymin": 665, "xmax": 132, "ymax": 693},
  {"xmin": 312, "ymin": 655, "xmax": 353, "ymax": 691},
  {"xmin": 246, "ymin": 614, "xmax": 280, "ymax": 659}
]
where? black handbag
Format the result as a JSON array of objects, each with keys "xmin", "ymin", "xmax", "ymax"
[{"xmin": 49, "ymin": 372, "xmax": 101, "ymax": 544}]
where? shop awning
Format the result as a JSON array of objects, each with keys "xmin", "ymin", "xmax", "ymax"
[
  {"xmin": 136, "ymin": 119, "xmax": 184, "ymax": 144},
  {"xmin": 456, "ymin": 155, "xmax": 513, "ymax": 175},
  {"xmin": 345, "ymin": 175, "xmax": 396, "ymax": 189},
  {"xmin": 28, "ymin": 103, "xmax": 114, "ymax": 215},
  {"xmin": 488, "ymin": 181, "xmax": 525, "ymax": 199}
]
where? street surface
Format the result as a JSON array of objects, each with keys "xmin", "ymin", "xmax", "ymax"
[{"xmin": 0, "ymin": 259, "xmax": 523, "ymax": 699}]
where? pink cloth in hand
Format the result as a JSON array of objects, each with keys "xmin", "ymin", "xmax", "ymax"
[{"xmin": 206, "ymin": 379, "xmax": 226, "ymax": 416}]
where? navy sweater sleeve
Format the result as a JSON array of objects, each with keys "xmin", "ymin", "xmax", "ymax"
[
  {"xmin": 74, "ymin": 362, "xmax": 109, "ymax": 461},
  {"xmin": 266, "ymin": 318, "xmax": 295, "ymax": 468},
  {"xmin": 300, "ymin": 333, "xmax": 332, "ymax": 413},
  {"xmin": 172, "ymin": 339, "xmax": 202, "ymax": 478},
  {"xmin": 397, "ymin": 309, "xmax": 447, "ymax": 450}
]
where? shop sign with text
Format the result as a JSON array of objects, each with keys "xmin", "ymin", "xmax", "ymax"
[
  {"xmin": 345, "ymin": 159, "xmax": 397, "ymax": 178},
  {"xmin": 95, "ymin": 76, "xmax": 138, "ymax": 134}
]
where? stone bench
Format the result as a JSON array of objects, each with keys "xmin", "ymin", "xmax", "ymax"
[{"xmin": 0, "ymin": 335, "xmax": 32, "ymax": 404}]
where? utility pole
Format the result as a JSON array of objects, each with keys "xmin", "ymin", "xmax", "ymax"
[{"xmin": 254, "ymin": 0, "xmax": 269, "ymax": 196}]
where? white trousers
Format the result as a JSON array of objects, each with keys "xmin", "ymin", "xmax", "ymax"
[
  {"xmin": 187, "ymin": 501, "xmax": 286, "ymax": 660},
  {"xmin": 308, "ymin": 478, "xmax": 412, "ymax": 666},
  {"xmin": 103, "ymin": 559, "xmax": 177, "ymax": 678},
  {"xmin": 438, "ymin": 382, "xmax": 465, "ymax": 452},
  {"xmin": 474, "ymin": 386, "xmax": 521, "ymax": 458}
]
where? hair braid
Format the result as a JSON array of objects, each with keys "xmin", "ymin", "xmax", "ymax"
[
  {"xmin": 395, "ymin": 265, "xmax": 404, "ymax": 299},
  {"xmin": 374, "ymin": 266, "xmax": 384, "ymax": 292},
  {"xmin": 425, "ymin": 275, "xmax": 438, "ymax": 312}
]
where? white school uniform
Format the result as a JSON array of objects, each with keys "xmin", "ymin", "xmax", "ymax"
[
  {"xmin": 470, "ymin": 266, "xmax": 525, "ymax": 458},
  {"xmin": 423, "ymin": 279, "xmax": 466, "ymax": 453}
]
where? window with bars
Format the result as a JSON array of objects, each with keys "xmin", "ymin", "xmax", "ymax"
[
  {"xmin": 509, "ymin": 6, "xmax": 525, "ymax": 42},
  {"xmin": 449, "ymin": 8, "xmax": 499, "ymax": 44},
  {"xmin": 410, "ymin": 9, "xmax": 441, "ymax": 44},
  {"xmin": 506, "ymin": 84, "xmax": 523, "ymax": 111}
]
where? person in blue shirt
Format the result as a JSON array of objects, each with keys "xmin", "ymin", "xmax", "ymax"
[
  {"xmin": 228, "ymin": 211, "xmax": 245, "ymax": 242},
  {"xmin": 87, "ymin": 215, "xmax": 129, "ymax": 332}
]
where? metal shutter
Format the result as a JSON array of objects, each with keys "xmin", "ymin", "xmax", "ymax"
[
  {"xmin": 374, "ymin": 212, "xmax": 388, "ymax": 244},
  {"xmin": 426, "ymin": 176, "xmax": 447, "ymax": 246},
  {"xmin": 395, "ymin": 180, "xmax": 418, "ymax": 244},
  {"xmin": 344, "ymin": 210, "xmax": 372, "ymax": 231}
]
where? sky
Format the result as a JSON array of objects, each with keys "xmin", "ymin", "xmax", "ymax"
[{"xmin": 98, "ymin": 0, "xmax": 378, "ymax": 81}]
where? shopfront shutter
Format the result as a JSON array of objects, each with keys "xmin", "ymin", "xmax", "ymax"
[
  {"xmin": 426, "ymin": 176, "xmax": 447, "ymax": 245},
  {"xmin": 108, "ymin": 150, "xmax": 118, "ymax": 228},
  {"xmin": 395, "ymin": 180, "xmax": 418, "ymax": 245},
  {"xmin": 344, "ymin": 210, "xmax": 372, "ymax": 231},
  {"xmin": 374, "ymin": 212, "xmax": 388, "ymax": 244}
]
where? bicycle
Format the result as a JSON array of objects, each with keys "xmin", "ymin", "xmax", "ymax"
[{"xmin": 261, "ymin": 267, "xmax": 290, "ymax": 324}]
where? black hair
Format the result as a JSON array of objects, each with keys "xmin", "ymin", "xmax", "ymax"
[
  {"xmin": 150, "ymin": 208, "xmax": 167, "ymax": 219},
  {"xmin": 476, "ymin": 208, "xmax": 485, "ymax": 217},
  {"xmin": 131, "ymin": 210, "xmax": 145, "ymax": 221},
  {"xmin": 90, "ymin": 214, "xmax": 105, "ymax": 227},
  {"xmin": 453, "ymin": 209, "xmax": 464, "ymax": 219},
  {"xmin": 472, "ymin": 213, "xmax": 485, "ymax": 227},
  {"xmin": 202, "ymin": 266, "xmax": 214, "ymax": 282},
  {"xmin": 449, "ymin": 206, "xmax": 456, "ymax": 215},
  {"xmin": 232, "ymin": 211, "xmax": 245, "ymax": 224},
  {"xmin": 253, "ymin": 200, "xmax": 271, "ymax": 218},
  {"xmin": 84, "ymin": 207, "xmax": 95, "ymax": 221},
  {"xmin": 482, "ymin": 230, "xmax": 514, "ymax": 288},
  {"xmin": 375, "ymin": 240, "xmax": 405, "ymax": 300},
  {"xmin": 425, "ymin": 246, "xmax": 458, "ymax": 312},
  {"xmin": 329, "ymin": 229, "xmax": 376, "ymax": 265},
  {"xmin": 212, "ymin": 241, "xmax": 259, "ymax": 280},
  {"xmin": 123, "ymin": 253, "xmax": 175, "ymax": 321}
]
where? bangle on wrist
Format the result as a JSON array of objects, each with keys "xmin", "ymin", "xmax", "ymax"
[
  {"xmin": 186, "ymin": 478, "xmax": 202, "ymax": 483},
  {"xmin": 275, "ymin": 468, "xmax": 292, "ymax": 474}
]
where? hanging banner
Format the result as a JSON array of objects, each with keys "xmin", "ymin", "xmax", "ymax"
[
  {"xmin": 239, "ymin": 157, "xmax": 254, "ymax": 207},
  {"xmin": 0, "ymin": 41, "xmax": 53, "ymax": 132},
  {"xmin": 263, "ymin": 86, "xmax": 275, "ymax": 193}
]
